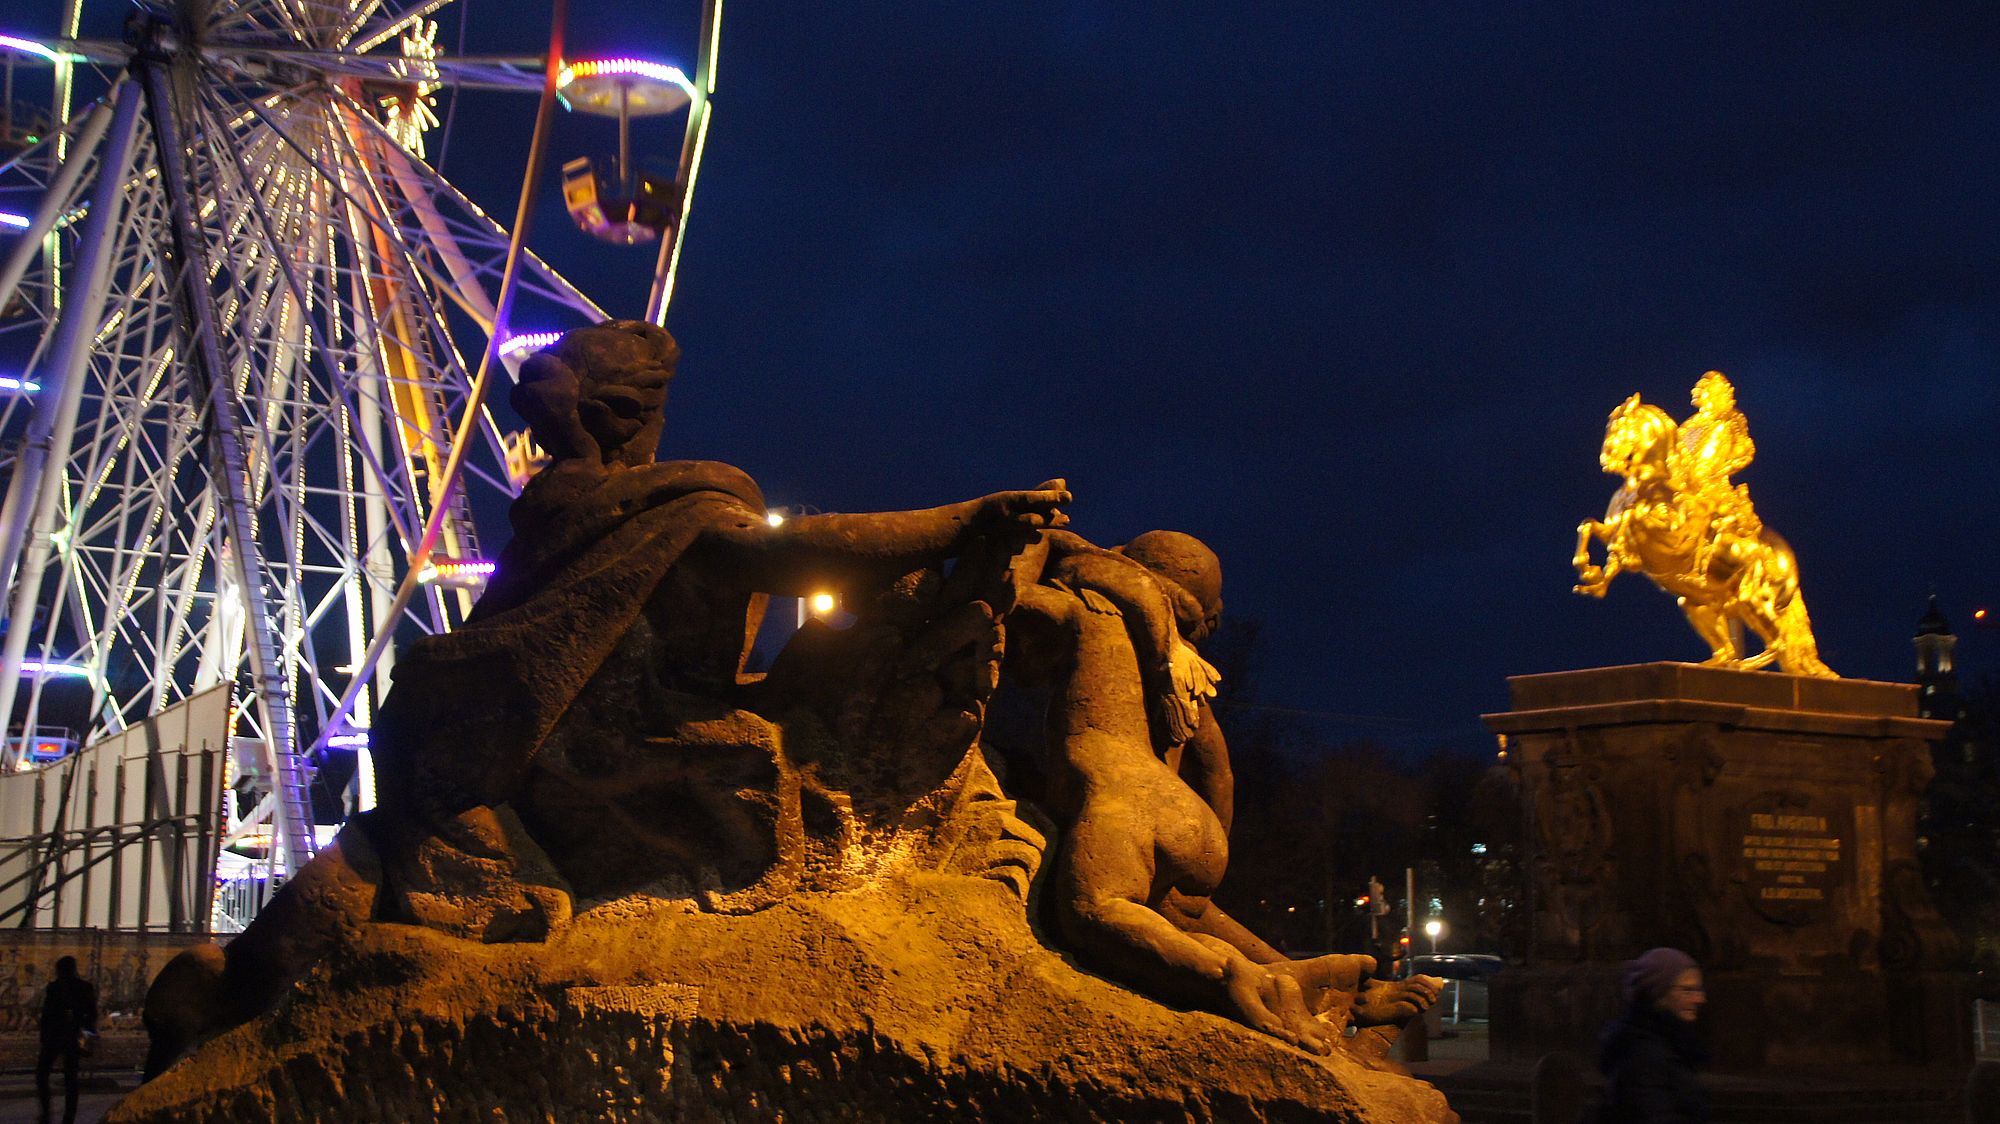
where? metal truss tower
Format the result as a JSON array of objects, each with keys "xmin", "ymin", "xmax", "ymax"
[{"xmin": 0, "ymin": 0, "xmax": 611, "ymax": 897}]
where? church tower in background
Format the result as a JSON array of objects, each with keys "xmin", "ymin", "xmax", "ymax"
[{"xmin": 1914, "ymin": 596, "xmax": 1964, "ymax": 724}]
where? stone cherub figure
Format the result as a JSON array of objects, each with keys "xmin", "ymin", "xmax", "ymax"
[
  {"xmin": 143, "ymin": 320, "xmax": 1072, "ymax": 1070},
  {"xmin": 1572, "ymin": 370, "xmax": 1833, "ymax": 677},
  {"xmin": 1006, "ymin": 530, "xmax": 1442, "ymax": 1056}
]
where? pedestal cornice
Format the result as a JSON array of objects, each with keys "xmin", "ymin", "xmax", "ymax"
[{"xmin": 1481, "ymin": 662, "xmax": 1951, "ymax": 741}]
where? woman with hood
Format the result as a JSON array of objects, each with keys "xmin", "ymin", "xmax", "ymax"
[{"xmin": 1598, "ymin": 947, "xmax": 1710, "ymax": 1123}]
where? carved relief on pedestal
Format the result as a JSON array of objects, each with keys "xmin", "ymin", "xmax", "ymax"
[
  {"xmin": 1664, "ymin": 722, "xmax": 1726, "ymax": 791},
  {"xmin": 1879, "ymin": 859, "xmax": 1961, "ymax": 972},
  {"xmin": 1525, "ymin": 730, "xmax": 1617, "ymax": 959},
  {"xmin": 1657, "ymin": 723, "xmax": 1725, "ymax": 962},
  {"xmin": 1879, "ymin": 737, "xmax": 1935, "ymax": 803}
]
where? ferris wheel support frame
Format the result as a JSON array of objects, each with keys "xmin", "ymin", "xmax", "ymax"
[
  {"xmin": 645, "ymin": 0, "xmax": 721, "ymax": 325},
  {"xmin": 0, "ymin": 99, "xmax": 116, "ymax": 345},
  {"xmin": 0, "ymin": 94, "xmax": 125, "ymax": 600},
  {"xmin": 0, "ymin": 80, "xmax": 143, "ymax": 769},
  {"xmin": 132, "ymin": 44, "xmax": 315, "ymax": 874}
]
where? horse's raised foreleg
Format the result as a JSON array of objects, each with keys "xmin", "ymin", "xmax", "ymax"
[{"xmin": 1573, "ymin": 520, "xmax": 1623, "ymax": 596}]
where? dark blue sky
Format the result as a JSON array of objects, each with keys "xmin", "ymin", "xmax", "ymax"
[
  {"xmin": 31, "ymin": 2, "xmax": 1992, "ymax": 745},
  {"xmin": 434, "ymin": 2, "xmax": 1999, "ymax": 744}
]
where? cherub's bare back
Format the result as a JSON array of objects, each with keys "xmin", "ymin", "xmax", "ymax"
[{"xmin": 1046, "ymin": 602, "xmax": 1229, "ymax": 904}]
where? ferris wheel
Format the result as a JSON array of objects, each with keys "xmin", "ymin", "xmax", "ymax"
[{"xmin": 0, "ymin": 0, "xmax": 720, "ymax": 903}]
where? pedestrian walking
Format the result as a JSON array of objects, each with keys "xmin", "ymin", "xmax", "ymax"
[
  {"xmin": 1597, "ymin": 947, "xmax": 1709, "ymax": 1123},
  {"xmin": 36, "ymin": 955, "xmax": 97, "ymax": 1124}
]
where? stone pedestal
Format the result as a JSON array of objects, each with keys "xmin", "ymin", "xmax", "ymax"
[{"xmin": 1482, "ymin": 663, "xmax": 1970, "ymax": 1073}]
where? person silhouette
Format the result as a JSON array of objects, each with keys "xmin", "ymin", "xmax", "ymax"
[{"xmin": 36, "ymin": 955, "xmax": 96, "ymax": 1124}]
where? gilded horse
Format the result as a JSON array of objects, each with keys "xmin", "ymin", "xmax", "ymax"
[{"xmin": 1572, "ymin": 393, "xmax": 1833, "ymax": 677}]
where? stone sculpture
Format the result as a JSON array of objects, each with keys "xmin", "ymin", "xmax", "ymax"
[
  {"xmin": 1008, "ymin": 530, "xmax": 1440, "ymax": 1057},
  {"xmin": 1572, "ymin": 370, "xmax": 1834, "ymax": 677},
  {"xmin": 121, "ymin": 321, "xmax": 1452, "ymax": 1123}
]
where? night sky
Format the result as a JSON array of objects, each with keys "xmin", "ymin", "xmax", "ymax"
[
  {"xmin": 456, "ymin": 2, "xmax": 2000, "ymax": 747},
  {"xmin": 39, "ymin": 2, "xmax": 2000, "ymax": 748}
]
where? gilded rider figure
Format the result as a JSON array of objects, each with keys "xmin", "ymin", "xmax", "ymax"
[
  {"xmin": 1675, "ymin": 371, "xmax": 1760, "ymax": 576},
  {"xmin": 1572, "ymin": 371, "xmax": 1834, "ymax": 677}
]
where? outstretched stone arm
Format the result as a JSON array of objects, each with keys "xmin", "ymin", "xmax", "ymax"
[
  {"xmin": 1030, "ymin": 531, "xmax": 1206, "ymax": 663},
  {"xmin": 1025, "ymin": 532, "xmax": 1214, "ymax": 746},
  {"xmin": 1051, "ymin": 550, "xmax": 1186, "ymax": 671},
  {"xmin": 697, "ymin": 482, "xmax": 1071, "ymax": 595}
]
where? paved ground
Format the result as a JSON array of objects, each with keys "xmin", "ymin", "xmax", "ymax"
[
  {"xmin": 0, "ymin": 1068, "xmax": 140, "ymax": 1124},
  {"xmin": 1407, "ymin": 1019, "xmax": 1492, "ymax": 1079}
]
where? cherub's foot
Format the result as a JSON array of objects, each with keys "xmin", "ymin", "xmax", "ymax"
[{"xmin": 1353, "ymin": 973, "xmax": 1445, "ymax": 1027}]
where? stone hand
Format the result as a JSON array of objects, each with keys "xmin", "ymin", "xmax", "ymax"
[
  {"xmin": 1223, "ymin": 958, "xmax": 1332, "ymax": 1056},
  {"xmin": 978, "ymin": 479, "xmax": 1071, "ymax": 531},
  {"xmin": 1270, "ymin": 953, "xmax": 1375, "ymax": 1016}
]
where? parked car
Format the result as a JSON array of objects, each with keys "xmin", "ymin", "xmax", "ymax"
[{"xmin": 1410, "ymin": 954, "xmax": 1503, "ymax": 1023}]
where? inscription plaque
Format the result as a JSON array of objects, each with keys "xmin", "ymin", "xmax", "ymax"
[{"xmin": 1738, "ymin": 804, "xmax": 1842, "ymax": 924}]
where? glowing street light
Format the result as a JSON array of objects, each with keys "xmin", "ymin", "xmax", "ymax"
[
  {"xmin": 809, "ymin": 592, "xmax": 837, "ymax": 616},
  {"xmin": 1424, "ymin": 917, "xmax": 1445, "ymax": 954}
]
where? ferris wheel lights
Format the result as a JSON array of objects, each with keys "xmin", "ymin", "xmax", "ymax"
[
  {"xmin": 17, "ymin": 660, "xmax": 93, "ymax": 680},
  {"xmin": 498, "ymin": 330, "xmax": 564, "ymax": 360},
  {"xmin": 0, "ymin": 35, "xmax": 69, "ymax": 65},
  {"xmin": 417, "ymin": 559, "xmax": 498, "ymax": 586},
  {"xmin": 557, "ymin": 59, "xmax": 698, "ymax": 103},
  {"xmin": 323, "ymin": 732, "xmax": 370, "ymax": 749},
  {"xmin": 0, "ymin": 377, "xmax": 41, "ymax": 393},
  {"xmin": 0, "ymin": 211, "xmax": 30, "ymax": 229}
]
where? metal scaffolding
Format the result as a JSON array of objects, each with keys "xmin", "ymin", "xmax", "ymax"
[{"xmin": 0, "ymin": 0, "xmax": 607, "ymax": 915}]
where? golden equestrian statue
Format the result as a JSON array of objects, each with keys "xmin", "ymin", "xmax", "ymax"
[{"xmin": 1572, "ymin": 371, "xmax": 1835, "ymax": 677}]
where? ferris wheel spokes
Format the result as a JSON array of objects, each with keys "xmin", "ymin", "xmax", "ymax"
[
  {"xmin": 0, "ymin": 2, "xmax": 713, "ymax": 920},
  {"xmin": 0, "ymin": 79, "xmax": 145, "ymax": 766}
]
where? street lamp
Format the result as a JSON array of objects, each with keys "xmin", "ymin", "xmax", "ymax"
[{"xmin": 1424, "ymin": 917, "xmax": 1445, "ymax": 954}]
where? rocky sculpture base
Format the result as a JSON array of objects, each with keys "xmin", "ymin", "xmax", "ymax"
[
  {"xmin": 114, "ymin": 325, "xmax": 1459, "ymax": 1122},
  {"xmin": 110, "ymin": 874, "xmax": 1451, "ymax": 1123}
]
